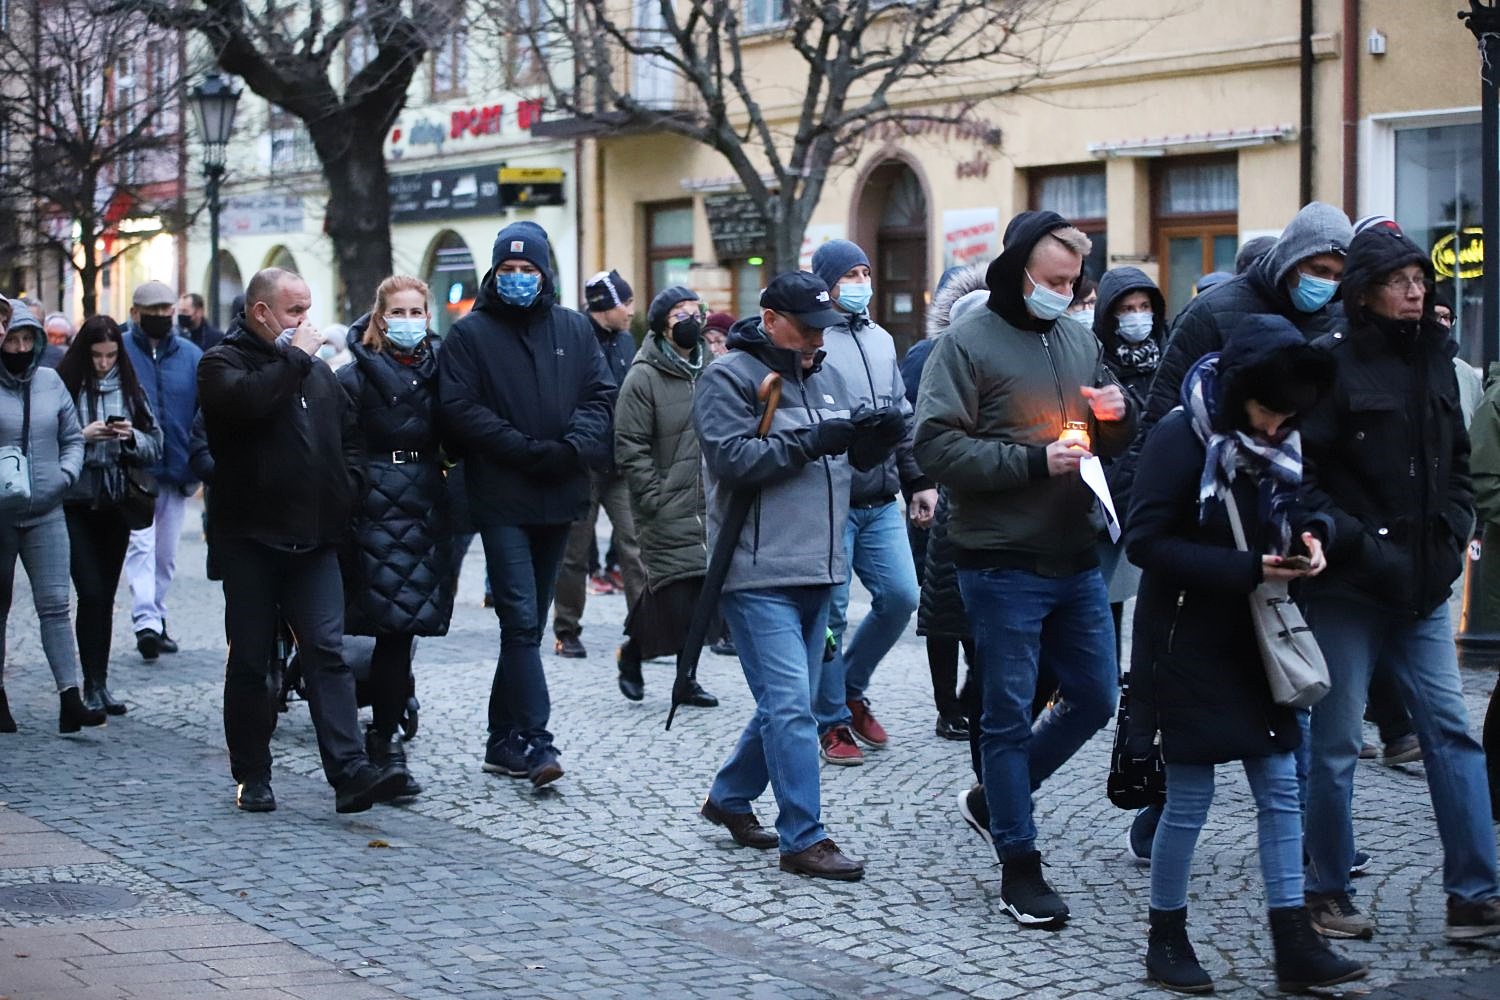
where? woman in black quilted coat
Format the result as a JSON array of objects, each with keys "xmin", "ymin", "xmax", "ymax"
[{"xmin": 337, "ymin": 276, "xmax": 456, "ymax": 800}]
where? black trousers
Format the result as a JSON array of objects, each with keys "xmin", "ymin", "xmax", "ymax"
[
  {"xmin": 219, "ymin": 538, "xmax": 364, "ymax": 787},
  {"xmin": 369, "ymin": 634, "xmax": 414, "ymax": 735},
  {"xmin": 65, "ymin": 504, "xmax": 130, "ymax": 683}
]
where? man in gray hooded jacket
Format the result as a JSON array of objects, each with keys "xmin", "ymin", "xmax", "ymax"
[{"xmin": 694, "ymin": 272, "xmax": 903, "ymax": 882}]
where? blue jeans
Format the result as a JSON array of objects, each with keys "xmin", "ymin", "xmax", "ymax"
[
  {"xmin": 1304, "ymin": 597, "xmax": 1498, "ymax": 902},
  {"xmin": 709, "ymin": 586, "xmax": 832, "ymax": 854},
  {"xmin": 958, "ymin": 566, "xmax": 1118, "ymax": 860},
  {"xmin": 1151, "ymin": 754, "xmax": 1304, "ymax": 911},
  {"xmin": 814, "ymin": 501, "xmax": 919, "ymax": 732},
  {"xmin": 480, "ymin": 523, "xmax": 571, "ymax": 751}
]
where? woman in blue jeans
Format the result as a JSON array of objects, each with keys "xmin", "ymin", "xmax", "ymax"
[{"xmin": 1126, "ymin": 319, "xmax": 1363, "ymax": 994}]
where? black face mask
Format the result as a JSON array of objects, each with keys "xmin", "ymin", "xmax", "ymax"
[
  {"xmin": 177, "ymin": 313, "xmax": 194, "ymax": 329},
  {"xmin": 139, "ymin": 314, "xmax": 173, "ymax": 339},
  {"xmin": 2, "ymin": 351, "xmax": 31, "ymax": 376},
  {"xmin": 670, "ymin": 317, "xmax": 702, "ymax": 351}
]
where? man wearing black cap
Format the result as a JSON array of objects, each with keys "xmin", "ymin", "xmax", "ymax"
[
  {"xmin": 916, "ymin": 212, "xmax": 1135, "ymax": 927},
  {"xmin": 694, "ymin": 272, "xmax": 904, "ymax": 882},
  {"xmin": 551, "ymin": 269, "xmax": 647, "ymax": 660},
  {"xmin": 438, "ymin": 222, "xmax": 616, "ymax": 789}
]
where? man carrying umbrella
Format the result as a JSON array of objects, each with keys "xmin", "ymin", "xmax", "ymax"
[{"xmin": 693, "ymin": 272, "xmax": 903, "ymax": 881}]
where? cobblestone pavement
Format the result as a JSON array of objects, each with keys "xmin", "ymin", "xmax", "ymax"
[{"xmin": 2, "ymin": 507, "xmax": 1499, "ymax": 998}]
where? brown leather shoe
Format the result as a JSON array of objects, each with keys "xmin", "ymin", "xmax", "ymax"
[
  {"xmin": 779, "ymin": 838, "xmax": 865, "ymax": 881},
  {"xmin": 700, "ymin": 798, "xmax": 778, "ymax": 849}
]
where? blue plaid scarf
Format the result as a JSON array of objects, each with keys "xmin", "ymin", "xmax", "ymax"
[{"xmin": 1181, "ymin": 354, "xmax": 1303, "ymax": 554}]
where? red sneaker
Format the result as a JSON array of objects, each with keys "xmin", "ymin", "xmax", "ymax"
[
  {"xmin": 847, "ymin": 698, "xmax": 889, "ymax": 748},
  {"xmin": 820, "ymin": 725, "xmax": 864, "ymax": 766},
  {"xmin": 587, "ymin": 572, "xmax": 617, "ymax": 596}
]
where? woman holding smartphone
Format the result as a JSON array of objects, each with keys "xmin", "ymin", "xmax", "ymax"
[
  {"xmin": 1126, "ymin": 317, "xmax": 1364, "ymax": 994},
  {"xmin": 58, "ymin": 316, "xmax": 163, "ymax": 715}
]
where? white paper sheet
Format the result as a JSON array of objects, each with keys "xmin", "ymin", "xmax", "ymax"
[{"xmin": 1080, "ymin": 455, "xmax": 1121, "ymax": 543}]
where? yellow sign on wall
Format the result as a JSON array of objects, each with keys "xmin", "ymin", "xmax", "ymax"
[{"xmin": 1433, "ymin": 228, "xmax": 1484, "ymax": 280}]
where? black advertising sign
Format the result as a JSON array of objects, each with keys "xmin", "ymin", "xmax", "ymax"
[
  {"xmin": 704, "ymin": 192, "xmax": 770, "ymax": 259},
  {"xmin": 389, "ymin": 163, "xmax": 503, "ymax": 222},
  {"xmin": 499, "ymin": 167, "xmax": 566, "ymax": 208}
]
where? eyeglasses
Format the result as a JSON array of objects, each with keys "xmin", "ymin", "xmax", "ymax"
[{"xmin": 1380, "ymin": 274, "xmax": 1427, "ymax": 293}]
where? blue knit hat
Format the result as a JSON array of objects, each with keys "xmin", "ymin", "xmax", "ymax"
[
  {"xmin": 491, "ymin": 220, "xmax": 552, "ymax": 272},
  {"xmin": 810, "ymin": 239, "xmax": 870, "ymax": 291}
]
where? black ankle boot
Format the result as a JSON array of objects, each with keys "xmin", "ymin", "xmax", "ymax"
[
  {"xmin": 59, "ymin": 687, "xmax": 107, "ymax": 733},
  {"xmin": 617, "ymin": 645, "xmax": 644, "ymax": 702},
  {"xmin": 1146, "ymin": 907, "xmax": 1213, "ymax": 994},
  {"xmin": 367, "ymin": 726, "xmax": 421, "ymax": 799},
  {"xmin": 0, "ymin": 687, "xmax": 15, "ymax": 733},
  {"xmin": 96, "ymin": 682, "xmax": 127, "ymax": 716},
  {"xmin": 1269, "ymin": 906, "xmax": 1367, "ymax": 993}
]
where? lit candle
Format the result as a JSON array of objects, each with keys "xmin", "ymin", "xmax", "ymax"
[{"xmin": 1058, "ymin": 421, "xmax": 1090, "ymax": 450}]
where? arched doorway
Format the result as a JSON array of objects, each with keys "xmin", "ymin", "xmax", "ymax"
[
  {"xmin": 422, "ymin": 231, "xmax": 479, "ymax": 342},
  {"xmin": 264, "ymin": 245, "xmax": 299, "ymax": 273},
  {"xmin": 854, "ymin": 160, "xmax": 930, "ymax": 353},
  {"xmin": 204, "ymin": 250, "xmax": 244, "ymax": 325}
]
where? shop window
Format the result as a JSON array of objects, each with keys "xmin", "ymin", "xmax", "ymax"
[
  {"xmin": 425, "ymin": 231, "xmax": 478, "ymax": 342},
  {"xmin": 1032, "ymin": 166, "xmax": 1107, "ymax": 280},
  {"xmin": 1396, "ymin": 123, "xmax": 1482, "ymax": 364},
  {"xmin": 732, "ymin": 258, "xmax": 766, "ymax": 318},
  {"xmin": 1154, "ymin": 157, "xmax": 1238, "ymax": 317},
  {"xmin": 647, "ymin": 201, "xmax": 694, "ymax": 303}
]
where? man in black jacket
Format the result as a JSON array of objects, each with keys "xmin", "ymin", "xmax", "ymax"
[
  {"xmin": 1299, "ymin": 221, "xmax": 1500, "ymax": 942},
  {"xmin": 198, "ymin": 267, "xmax": 406, "ymax": 815},
  {"xmin": 551, "ymin": 269, "xmax": 647, "ymax": 659},
  {"xmin": 438, "ymin": 222, "xmax": 615, "ymax": 788},
  {"xmin": 1114, "ymin": 203, "xmax": 1353, "ymax": 503}
]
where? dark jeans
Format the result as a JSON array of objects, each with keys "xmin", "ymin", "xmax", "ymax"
[
  {"xmin": 65, "ymin": 504, "xmax": 130, "ymax": 683},
  {"xmin": 370, "ymin": 634, "xmax": 414, "ymax": 735},
  {"xmin": 219, "ymin": 539, "xmax": 365, "ymax": 788},
  {"xmin": 479, "ymin": 522, "xmax": 571, "ymax": 750}
]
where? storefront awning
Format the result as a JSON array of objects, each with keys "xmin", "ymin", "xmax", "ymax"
[{"xmin": 1088, "ymin": 124, "xmax": 1297, "ymax": 158}]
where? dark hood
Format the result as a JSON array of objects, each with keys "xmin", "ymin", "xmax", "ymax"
[
  {"xmin": 1093, "ymin": 266, "xmax": 1166, "ymax": 351},
  {"xmin": 475, "ymin": 221, "xmax": 558, "ymax": 321},
  {"xmin": 1340, "ymin": 224, "xmax": 1434, "ymax": 329},
  {"xmin": 1252, "ymin": 201, "xmax": 1353, "ymax": 294},
  {"xmin": 1196, "ymin": 314, "xmax": 1336, "ymax": 433},
  {"xmin": 726, "ymin": 315, "xmax": 823, "ymax": 381},
  {"xmin": 985, "ymin": 210, "xmax": 1071, "ymax": 332}
]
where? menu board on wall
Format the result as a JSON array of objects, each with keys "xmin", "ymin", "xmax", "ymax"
[{"xmin": 705, "ymin": 192, "xmax": 770, "ymax": 259}]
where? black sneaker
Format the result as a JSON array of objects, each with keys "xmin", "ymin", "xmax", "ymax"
[
  {"xmin": 335, "ymin": 763, "xmax": 407, "ymax": 814},
  {"xmin": 554, "ymin": 635, "xmax": 587, "ymax": 659},
  {"xmin": 709, "ymin": 636, "xmax": 737, "ymax": 657},
  {"xmin": 135, "ymin": 628, "xmax": 161, "ymax": 662},
  {"xmin": 1445, "ymin": 896, "xmax": 1500, "ymax": 941},
  {"xmin": 935, "ymin": 713, "xmax": 968, "ymax": 741},
  {"xmin": 526, "ymin": 743, "xmax": 564, "ymax": 789},
  {"xmin": 235, "ymin": 780, "xmax": 276, "ymax": 812},
  {"xmin": 158, "ymin": 625, "xmax": 179, "ymax": 655},
  {"xmin": 999, "ymin": 850, "xmax": 1069, "ymax": 928},
  {"xmin": 481, "ymin": 732, "xmax": 528, "ymax": 778},
  {"xmin": 957, "ymin": 784, "xmax": 992, "ymax": 847}
]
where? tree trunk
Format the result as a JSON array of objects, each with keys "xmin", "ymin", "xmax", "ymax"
[
  {"xmin": 312, "ymin": 126, "xmax": 395, "ymax": 322},
  {"xmin": 78, "ymin": 233, "xmax": 99, "ymax": 319}
]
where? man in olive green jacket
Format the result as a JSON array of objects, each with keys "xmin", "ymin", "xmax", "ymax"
[{"xmin": 612, "ymin": 285, "xmax": 719, "ymax": 707}]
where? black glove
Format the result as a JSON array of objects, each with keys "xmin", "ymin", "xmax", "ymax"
[
  {"xmin": 810, "ymin": 418, "xmax": 857, "ymax": 458},
  {"xmin": 527, "ymin": 440, "xmax": 580, "ymax": 483},
  {"xmin": 849, "ymin": 407, "xmax": 906, "ymax": 471}
]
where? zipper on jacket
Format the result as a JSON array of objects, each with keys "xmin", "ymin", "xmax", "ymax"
[
  {"xmin": 1039, "ymin": 331, "xmax": 1069, "ymax": 427},
  {"xmin": 850, "ymin": 330, "xmax": 893, "ymax": 500},
  {"xmin": 1166, "ymin": 590, "xmax": 1186, "ymax": 653},
  {"xmin": 796, "ymin": 375, "xmax": 838, "ymax": 583}
]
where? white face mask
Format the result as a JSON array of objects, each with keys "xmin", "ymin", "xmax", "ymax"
[
  {"xmin": 1116, "ymin": 311, "xmax": 1154, "ymax": 343},
  {"xmin": 1071, "ymin": 309, "xmax": 1095, "ymax": 329}
]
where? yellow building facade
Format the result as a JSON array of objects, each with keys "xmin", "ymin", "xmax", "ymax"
[{"xmin": 577, "ymin": 1, "xmax": 1476, "ymax": 356}]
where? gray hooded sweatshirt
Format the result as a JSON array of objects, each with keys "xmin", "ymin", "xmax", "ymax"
[{"xmin": 0, "ymin": 300, "xmax": 84, "ymax": 526}]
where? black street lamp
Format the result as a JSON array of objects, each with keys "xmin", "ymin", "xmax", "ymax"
[
  {"xmin": 1461, "ymin": 1, "xmax": 1500, "ymax": 371},
  {"xmin": 189, "ymin": 73, "xmax": 241, "ymax": 330}
]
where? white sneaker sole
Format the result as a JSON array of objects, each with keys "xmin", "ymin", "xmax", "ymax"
[
  {"xmin": 1000, "ymin": 899, "xmax": 1068, "ymax": 928},
  {"xmin": 1444, "ymin": 922, "xmax": 1500, "ymax": 941},
  {"xmin": 1124, "ymin": 828, "xmax": 1151, "ymax": 867},
  {"xmin": 481, "ymin": 761, "xmax": 527, "ymax": 778},
  {"xmin": 957, "ymin": 787, "xmax": 993, "ymax": 847}
]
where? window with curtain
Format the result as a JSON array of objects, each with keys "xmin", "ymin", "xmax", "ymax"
[
  {"xmin": 1160, "ymin": 160, "xmax": 1238, "ymax": 215},
  {"xmin": 1031, "ymin": 166, "xmax": 1108, "ymax": 279}
]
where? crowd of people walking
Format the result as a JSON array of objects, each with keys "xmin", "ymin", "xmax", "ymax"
[{"xmin": 3, "ymin": 197, "xmax": 1500, "ymax": 993}]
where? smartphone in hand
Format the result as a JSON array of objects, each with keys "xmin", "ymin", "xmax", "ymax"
[{"xmin": 1276, "ymin": 555, "xmax": 1312, "ymax": 571}]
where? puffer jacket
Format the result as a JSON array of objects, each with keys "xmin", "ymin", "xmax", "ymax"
[
  {"xmin": 1113, "ymin": 202, "xmax": 1352, "ymax": 504},
  {"xmin": 693, "ymin": 319, "xmax": 858, "ymax": 593},
  {"xmin": 1299, "ymin": 225, "xmax": 1471, "ymax": 619},
  {"xmin": 614, "ymin": 332, "xmax": 709, "ymax": 590},
  {"xmin": 122, "ymin": 322, "xmax": 203, "ymax": 488},
  {"xmin": 820, "ymin": 313, "xmax": 931, "ymax": 506},
  {"xmin": 0, "ymin": 313, "xmax": 83, "ymax": 527},
  {"xmin": 336, "ymin": 318, "xmax": 455, "ymax": 637}
]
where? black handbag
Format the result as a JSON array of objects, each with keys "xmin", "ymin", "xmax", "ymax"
[
  {"xmin": 118, "ymin": 465, "xmax": 158, "ymax": 530},
  {"xmin": 1107, "ymin": 671, "xmax": 1166, "ymax": 810}
]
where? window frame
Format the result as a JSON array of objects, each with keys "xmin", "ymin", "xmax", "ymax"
[{"xmin": 645, "ymin": 200, "xmax": 695, "ymax": 304}]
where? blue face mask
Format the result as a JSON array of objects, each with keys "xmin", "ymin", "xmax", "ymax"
[
  {"xmin": 384, "ymin": 317, "xmax": 427, "ymax": 350},
  {"xmin": 496, "ymin": 270, "xmax": 542, "ymax": 307},
  {"xmin": 1290, "ymin": 272, "xmax": 1339, "ymax": 313},
  {"xmin": 1024, "ymin": 271, "xmax": 1073, "ymax": 321},
  {"xmin": 1116, "ymin": 311, "xmax": 1154, "ymax": 343},
  {"xmin": 836, "ymin": 281, "xmax": 873, "ymax": 315}
]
